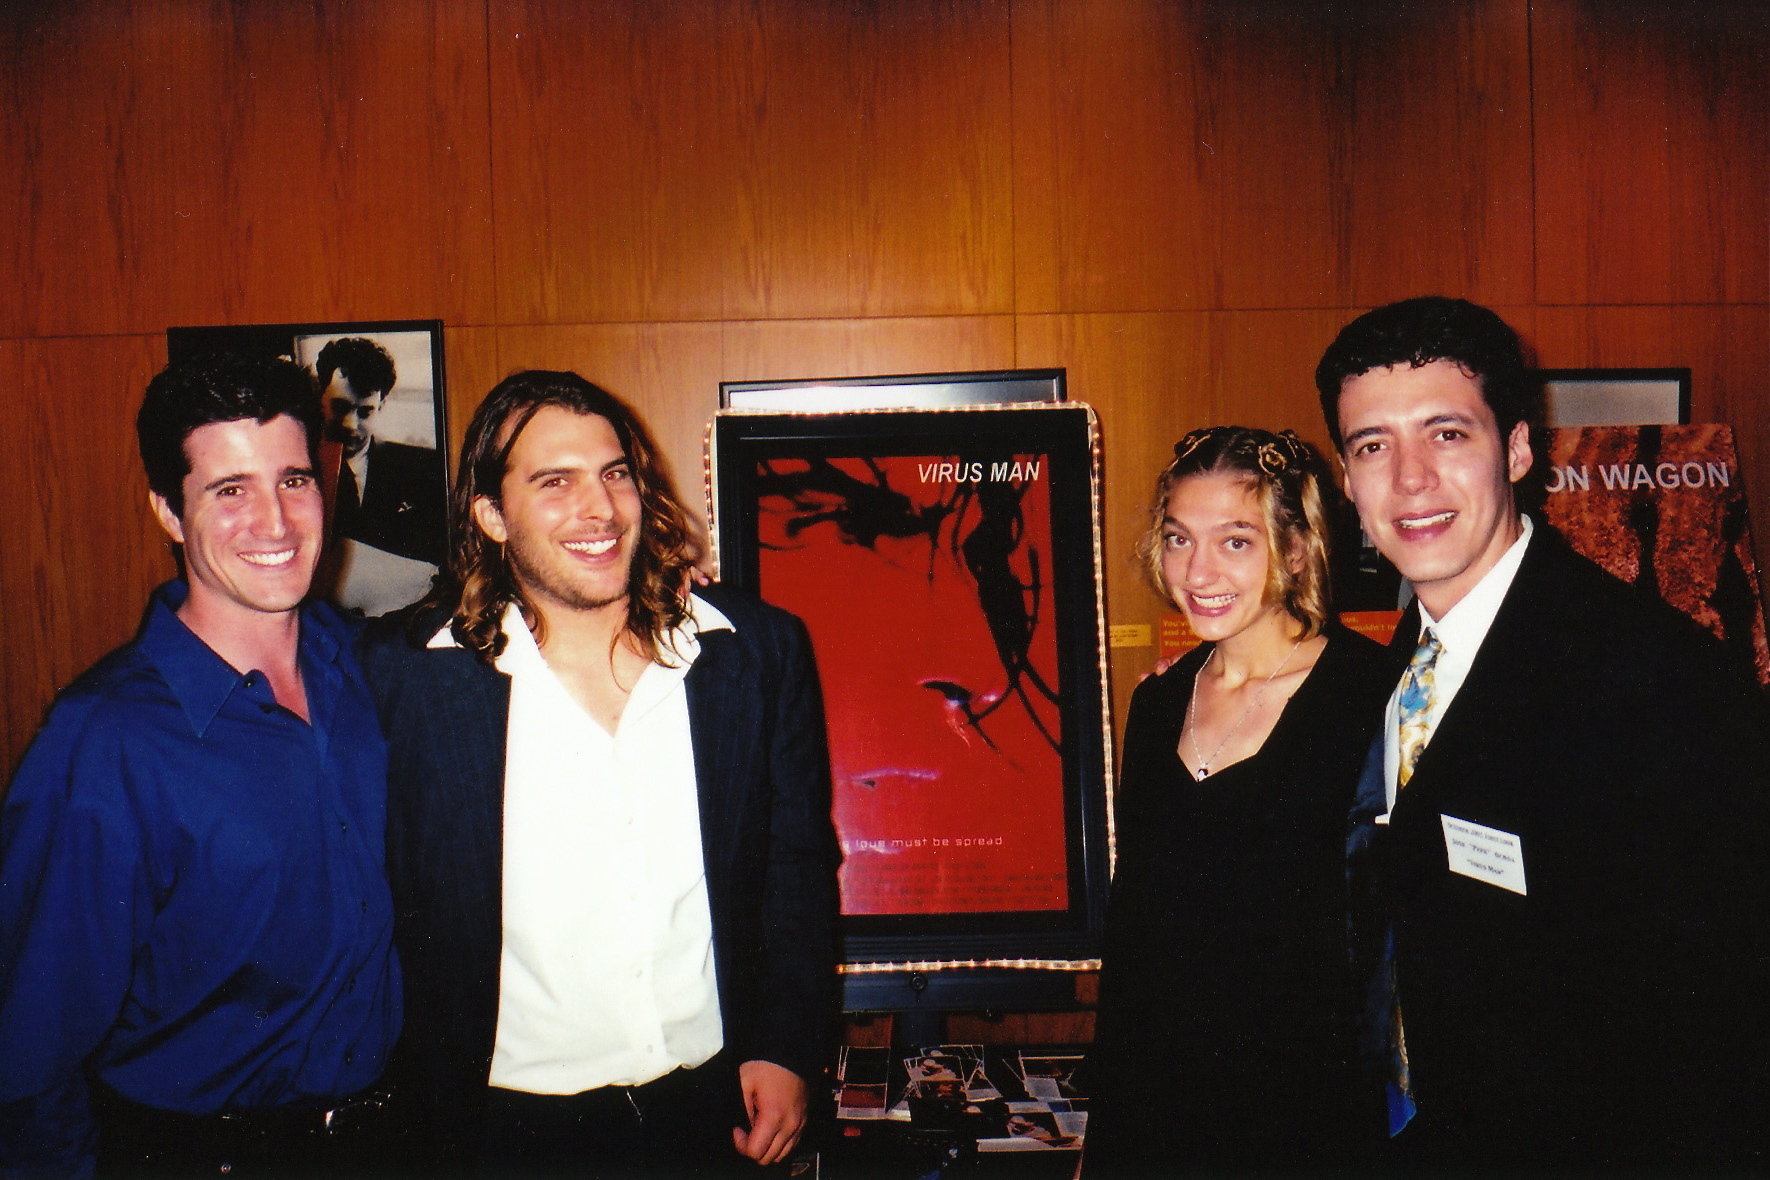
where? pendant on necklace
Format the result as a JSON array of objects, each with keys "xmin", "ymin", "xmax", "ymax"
[{"xmin": 1195, "ymin": 766, "xmax": 1209, "ymax": 780}]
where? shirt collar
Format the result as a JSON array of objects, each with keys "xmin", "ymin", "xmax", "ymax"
[
  {"xmin": 139, "ymin": 580, "xmax": 339, "ymax": 738},
  {"xmin": 1417, "ymin": 513, "xmax": 1534, "ymax": 653},
  {"xmin": 426, "ymin": 591, "xmax": 737, "ymax": 658}
]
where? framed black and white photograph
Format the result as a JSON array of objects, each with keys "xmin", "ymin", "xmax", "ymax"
[
  {"xmin": 1537, "ymin": 367, "xmax": 1690, "ymax": 428},
  {"xmin": 709, "ymin": 400, "xmax": 1111, "ymax": 1009},
  {"xmin": 167, "ymin": 320, "xmax": 449, "ymax": 617}
]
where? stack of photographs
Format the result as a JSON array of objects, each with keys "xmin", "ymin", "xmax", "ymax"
[
  {"xmin": 835, "ymin": 1045, "xmax": 892, "ymax": 1120},
  {"xmin": 833, "ymin": 1043, "xmax": 1088, "ymax": 1152}
]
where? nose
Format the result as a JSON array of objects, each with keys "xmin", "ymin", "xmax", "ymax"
[
  {"xmin": 1184, "ymin": 543, "xmax": 1219, "ymax": 587},
  {"xmin": 1392, "ymin": 438, "xmax": 1436, "ymax": 495},
  {"xmin": 574, "ymin": 477, "xmax": 615, "ymax": 520},
  {"xmin": 255, "ymin": 489, "xmax": 291, "ymax": 538}
]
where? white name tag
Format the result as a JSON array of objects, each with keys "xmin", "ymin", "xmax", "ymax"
[{"xmin": 1439, "ymin": 814, "xmax": 1528, "ymax": 896}]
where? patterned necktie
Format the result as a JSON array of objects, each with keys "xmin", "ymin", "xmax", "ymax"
[
  {"xmin": 1381, "ymin": 628, "xmax": 1440, "ymax": 1135},
  {"xmin": 1397, "ymin": 630, "xmax": 1442, "ymax": 789}
]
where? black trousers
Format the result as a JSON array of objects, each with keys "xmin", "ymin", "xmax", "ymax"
[{"xmin": 479, "ymin": 1056, "xmax": 752, "ymax": 1180}]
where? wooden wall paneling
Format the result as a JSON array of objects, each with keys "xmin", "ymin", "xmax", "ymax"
[
  {"xmin": 1341, "ymin": 0, "xmax": 1534, "ymax": 307},
  {"xmin": 0, "ymin": 2, "xmax": 188, "ymax": 338},
  {"xmin": 439, "ymin": 324, "xmax": 506, "ymax": 463},
  {"xmin": 0, "ymin": 336, "xmax": 170, "ymax": 780},
  {"xmin": 279, "ymin": 0, "xmax": 498, "ymax": 326},
  {"xmin": 1533, "ymin": 0, "xmax": 1770, "ymax": 306},
  {"xmin": 1531, "ymin": 304, "xmax": 1770, "ymax": 596},
  {"xmin": 1, "ymin": 0, "xmax": 495, "ymax": 339},
  {"xmin": 493, "ymin": 323, "xmax": 729, "ymax": 531},
  {"xmin": 490, "ymin": 0, "xmax": 1014, "ymax": 326},
  {"xmin": 1011, "ymin": 0, "xmax": 1224, "ymax": 313},
  {"xmin": 1010, "ymin": 1, "xmax": 1359, "ymax": 313},
  {"xmin": 719, "ymin": 314, "xmax": 1018, "ymax": 387},
  {"xmin": 716, "ymin": 0, "xmax": 1016, "ymax": 321},
  {"xmin": 489, "ymin": 0, "xmax": 739, "ymax": 324}
]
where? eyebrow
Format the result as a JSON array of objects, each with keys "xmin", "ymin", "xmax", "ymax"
[
  {"xmin": 199, "ymin": 465, "xmax": 316, "ymax": 493},
  {"xmin": 1162, "ymin": 516, "xmax": 1261, "ymax": 532},
  {"xmin": 1341, "ymin": 423, "xmax": 1388, "ymax": 449}
]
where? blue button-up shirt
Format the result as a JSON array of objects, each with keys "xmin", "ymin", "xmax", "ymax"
[{"xmin": 0, "ymin": 583, "xmax": 401, "ymax": 1176}]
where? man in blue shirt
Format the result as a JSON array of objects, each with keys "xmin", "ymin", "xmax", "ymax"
[{"xmin": 0, "ymin": 353, "xmax": 401, "ymax": 1177}]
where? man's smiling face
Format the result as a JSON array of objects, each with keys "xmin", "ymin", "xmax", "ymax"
[{"xmin": 1338, "ymin": 358, "xmax": 1532, "ymax": 619}]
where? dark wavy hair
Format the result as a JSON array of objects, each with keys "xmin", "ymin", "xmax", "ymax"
[
  {"xmin": 1134, "ymin": 425, "xmax": 1336, "ymax": 638},
  {"xmin": 423, "ymin": 370, "xmax": 702, "ymax": 665},
  {"xmin": 1314, "ymin": 295, "xmax": 1542, "ymax": 451},
  {"xmin": 137, "ymin": 351, "xmax": 320, "ymax": 518},
  {"xmin": 315, "ymin": 336, "xmax": 396, "ymax": 398}
]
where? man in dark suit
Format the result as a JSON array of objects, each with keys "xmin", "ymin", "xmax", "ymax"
[
  {"xmin": 1321, "ymin": 297, "xmax": 1769, "ymax": 1167},
  {"xmin": 360, "ymin": 370, "xmax": 838, "ymax": 1176},
  {"xmin": 318, "ymin": 336, "xmax": 446, "ymax": 613}
]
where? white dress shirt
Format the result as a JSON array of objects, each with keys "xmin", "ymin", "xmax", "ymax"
[
  {"xmin": 1381, "ymin": 516, "xmax": 1534, "ymax": 815},
  {"xmin": 431, "ymin": 595, "xmax": 733, "ymax": 1094}
]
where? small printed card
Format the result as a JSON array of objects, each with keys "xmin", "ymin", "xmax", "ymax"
[{"xmin": 1439, "ymin": 813, "xmax": 1528, "ymax": 896}]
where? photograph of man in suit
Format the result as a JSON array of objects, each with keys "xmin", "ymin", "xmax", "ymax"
[
  {"xmin": 360, "ymin": 370, "xmax": 839, "ymax": 1176},
  {"xmin": 0, "ymin": 353, "xmax": 400, "ymax": 1176},
  {"xmin": 316, "ymin": 335, "xmax": 446, "ymax": 615},
  {"xmin": 1322, "ymin": 297, "xmax": 1769, "ymax": 1167}
]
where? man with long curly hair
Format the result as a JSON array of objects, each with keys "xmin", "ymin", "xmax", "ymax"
[{"xmin": 360, "ymin": 371, "xmax": 838, "ymax": 1177}]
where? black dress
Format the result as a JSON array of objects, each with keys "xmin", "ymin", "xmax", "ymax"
[{"xmin": 1084, "ymin": 626, "xmax": 1395, "ymax": 1175}]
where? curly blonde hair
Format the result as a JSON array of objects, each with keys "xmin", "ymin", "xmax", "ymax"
[{"xmin": 1133, "ymin": 425, "xmax": 1335, "ymax": 637}]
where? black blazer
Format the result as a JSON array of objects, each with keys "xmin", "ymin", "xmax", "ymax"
[
  {"xmin": 359, "ymin": 584, "xmax": 840, "ymax": 1154},
  {"xmin": 1362, "ymin": 525, "xmax": 1770, "ymax": 1166},
  {"xmin": 336, "ymin": 440, "xmax": 446, "ymax": 566}
]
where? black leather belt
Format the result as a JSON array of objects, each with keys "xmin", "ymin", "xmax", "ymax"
[{"xmin": 93, "ymin": 1084, "xmax": 393, "ymax": 1176}]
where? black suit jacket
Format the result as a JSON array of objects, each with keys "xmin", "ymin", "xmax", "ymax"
[
  {"xmin": 336, "ymin": 440, "xmax": 446, "ymax": 566},
  {"xmin": 359, "ymin": 584, "xmax": 840, "ymax": 1155},
  {"xmin": 1358, "ymin": 524, "xmax": 1770, "ymax": 1165}
]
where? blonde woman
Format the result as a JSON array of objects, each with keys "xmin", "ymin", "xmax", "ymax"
[{"xmin": 1084, "ymin": 427, "xmax": 1391, "ymax": 1174}]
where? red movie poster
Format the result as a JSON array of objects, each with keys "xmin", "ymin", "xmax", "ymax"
[{"xmin": 754, "ymin": 453, "xmax": 1069, "ymax": 916}]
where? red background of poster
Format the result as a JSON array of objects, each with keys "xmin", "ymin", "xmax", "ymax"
[{"xmin": 756, "ymin": 454, "xmax": 1069, "ymax": 916}]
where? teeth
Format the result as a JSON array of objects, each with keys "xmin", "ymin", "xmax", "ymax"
[
  {"xmin": 240, "ymin": 549, "xmax": 296, "ymax": 567},
  {"xmin": 564, "ymin": 537, "xmax": 617, "ymax": 556},
  {"xmin": 1192, "ymin": 592, "xmax": 1235, "ymax": 608},
  {"xmin": 1398, "ymin": 511, "xmax": 1455, "ymax": 531}
]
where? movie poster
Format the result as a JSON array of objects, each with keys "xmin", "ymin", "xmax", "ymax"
[
  {"xmin": 752, "ymin": 451, "xmax": 1069, "ymax": 916},
  {"xmin": 1544, "ymin": 423, "xmax": 1769, "ymax": 684}
]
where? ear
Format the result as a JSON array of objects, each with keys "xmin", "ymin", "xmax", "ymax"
[
  {"xmin": 149, "ymin": 491, "xmax": 185, "ymax": 544},
  {"xmin": 472, "ymin": 494, "xmax": 508, "ymax": 544},
  {"xmin": 1505, "ymin": 419, "xmax": 1533, "ymax": 484}
]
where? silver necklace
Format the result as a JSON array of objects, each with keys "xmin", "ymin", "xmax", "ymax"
[{"xmin": 1185, "ymin": 634, "xmax": 1307, "ymax": 780}]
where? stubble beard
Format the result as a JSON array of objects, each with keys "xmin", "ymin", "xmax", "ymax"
[{"xmin": 503, "ymin": 530, "xmax": 633, "ymax": 618}]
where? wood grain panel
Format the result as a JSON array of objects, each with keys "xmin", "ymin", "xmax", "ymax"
[
  {"xmin": 439, "ymin": 325, "xmax": 506, "ymax": 463},
  {"xmin": 722, "ymin": 0, "xmax": 1014, "ymax": 321},
  {"xmin": 1534, "ymin": 0, "xmax": 1770, "ymax": 305},
  {"xmin": 1532, "ymin": 304, "xmax": 1770, "ymax": 595},
  {"xmin": 1012, "ymin": 0, "xmax": 1532, "ymax": 314},
  {"xmin": 0, "ymin": 336, "xmax": 169, "ymax": 779},
  {"xmin": 493, "ymin": 323, "xmax": 729, "ymax": 531},
  {"xmin": 490, "ymin": 0, "xmax": 1013, "ymax": 325},
  {"xmin": 719, "ymin": 315, "xmax": 1017, "ymax": 386},
  {"xmin": 0, "ymin": 0, "xmax": 495, "ymax": 338},
  {"xmin": 1341, "ymin": 0, "xmax": 1533, "ymax": 305}
]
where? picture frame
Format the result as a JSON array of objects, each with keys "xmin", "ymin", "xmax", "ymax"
[
  {"xmin": 1536, "ymin": 367, "xmax": 1690, "ymax": 428},
  {"xmin": 709, "ymin": 399, "xmax": 1112, "ymax": 1006},
  {"xmin": 721, "ymin": 368, "xmax": 1066, "ymax": 411},
  {"xmin": 166, "ymin": 320, "xmax": 449, "ymax": 617}
]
